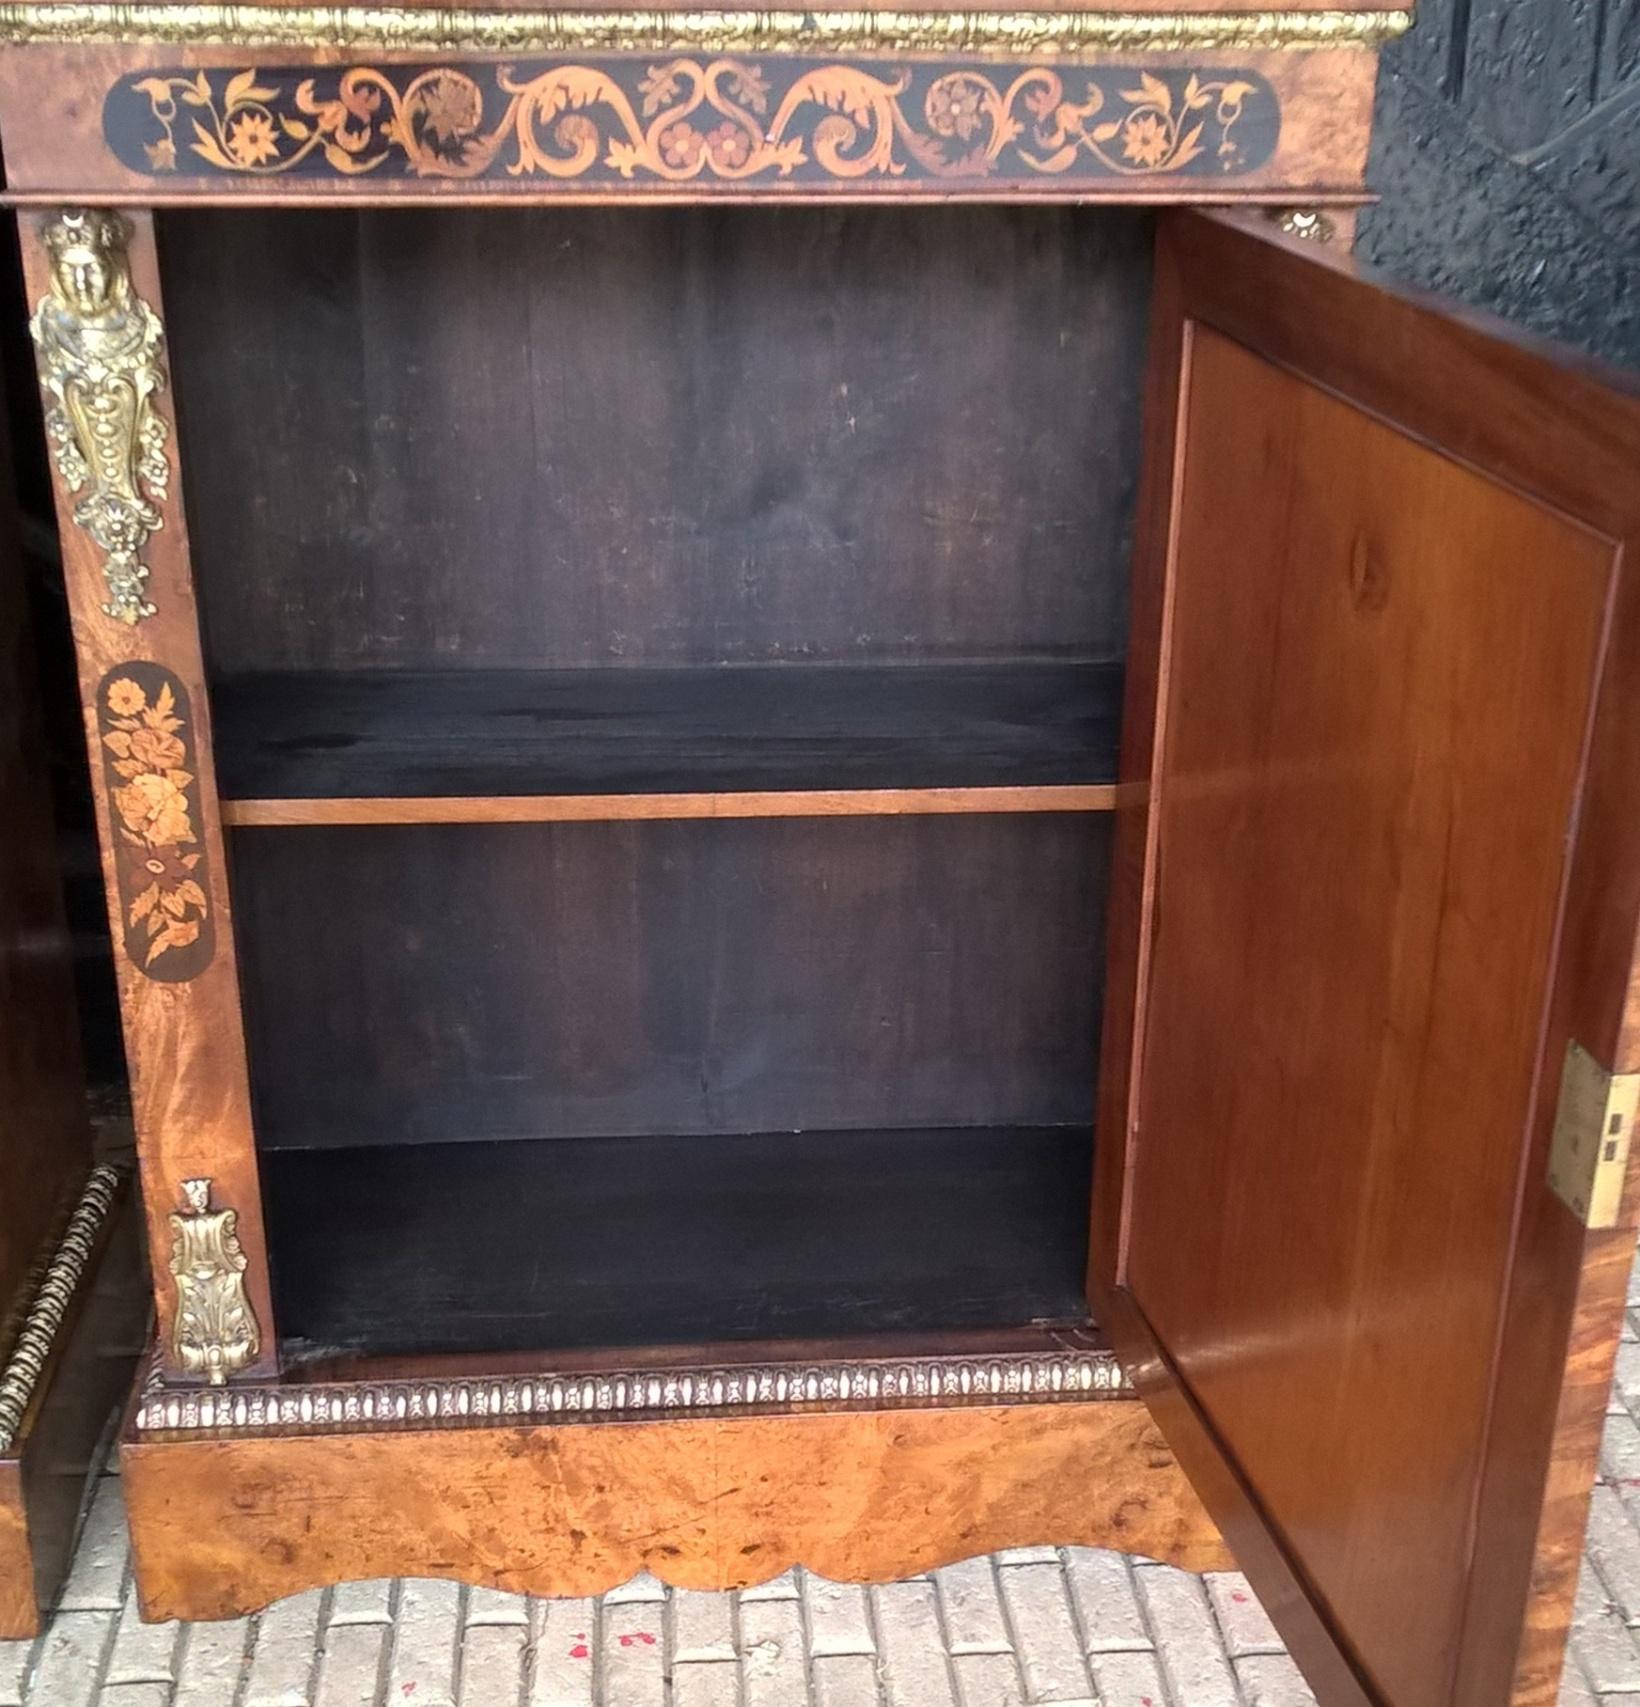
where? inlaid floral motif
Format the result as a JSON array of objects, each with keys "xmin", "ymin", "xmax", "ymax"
[
  {"xmin": 96, "ymin": 662, "xmax": 215, "ymax": 981},
  {"xmin": 106, "ymin": 57, "xmax": 1278, "ymax": 188}
]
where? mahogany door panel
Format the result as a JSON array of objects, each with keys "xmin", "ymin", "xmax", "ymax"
[{"xmin": 1100, "ymin": 212, "xmax": 1640, "ymax": 1707}]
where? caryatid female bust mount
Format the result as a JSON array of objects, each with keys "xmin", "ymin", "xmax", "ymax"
[{"xmin": 30, "ymin": 208, "xmax": 171, "ymax": 625}]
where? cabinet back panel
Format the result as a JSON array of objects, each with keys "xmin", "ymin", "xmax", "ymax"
[
  {"xmin": 158, "ymin": 206, "xmax": 1151, "ymax": 673},
  {"xmin": 230, "ymin": 814, "xmax": 1105, "ymax": 1148}
]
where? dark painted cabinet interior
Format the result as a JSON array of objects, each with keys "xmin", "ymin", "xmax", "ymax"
[{"xmin": 161, "ymin": 205, "xmax": 1151, "ymax": 1360}]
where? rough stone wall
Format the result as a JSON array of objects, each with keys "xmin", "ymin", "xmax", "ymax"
[{"xmin": 1360, "ymin": 0, "xmax": 1640, "ymax": 370}]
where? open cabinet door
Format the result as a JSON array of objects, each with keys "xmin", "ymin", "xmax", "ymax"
[{"xmin": 1091, "ymin": 211, "xmax": 1640, "ymax": 1707}]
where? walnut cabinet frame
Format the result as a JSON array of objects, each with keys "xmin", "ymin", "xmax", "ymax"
[{"xmin": 5, "ymin": 5, "xmax": 1640, "ymax": 1704}]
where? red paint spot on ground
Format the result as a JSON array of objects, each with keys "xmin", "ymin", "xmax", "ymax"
[
  {"xmin": 401, "ymin": 1686, "xmax": 416, "ymax": 1698},
  {"xmin": 617, "ymin": 1632, "xmax": 659, "ymax": 1648},
  {"xmin": 1232, "ymin": 1591, "xmax": 1249, "ymax": 1603},
  {"xmin": 568, "ymin": 1644, "xmax": 590, "ymax": 1660}
]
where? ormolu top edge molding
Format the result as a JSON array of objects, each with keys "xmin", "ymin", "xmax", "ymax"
[{"xmin": 0, "ymin": 6, "xmax": 1413, "ymax": 53}]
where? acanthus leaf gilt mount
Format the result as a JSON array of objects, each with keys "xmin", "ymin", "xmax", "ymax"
[
  {"xmin": 109, "ymin": 56, "xmax": 1279, "ymax": 186},
  {"xmin": 168, "ymin": 1178, "xmax": 261, "ymax": 1386},
  {"xmin": 28, "ymin": 208, "xmax": 169, "ymax": 626}
]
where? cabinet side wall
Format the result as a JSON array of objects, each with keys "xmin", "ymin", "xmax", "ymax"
[{"xmin": 18, "ymin": 209, "xmax": 279, "ymax": 1382}]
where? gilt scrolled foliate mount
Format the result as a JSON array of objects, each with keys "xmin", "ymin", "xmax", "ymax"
[{"xmin": 29, "ymin": 208, "xmax": 170, "ymax": 625}]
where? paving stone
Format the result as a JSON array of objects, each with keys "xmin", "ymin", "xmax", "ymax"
[
  {"xmin": 873, "ymin": 1580, "xmax": 956, "ymax": 1707},
  {"xmin": 1571, "ymin": 1564, "xmax": 1640, "ymax": 1695},
  {"xmin": 314, "ymin": 1620, "xmax": 387, "ymax": 1706},
  {"xmin": 935, "ymin": 1557, "xmax": 1012, "ymax": 1656},
  {"xmin": 1236, "ymin": 1652, "xmax": 1319, "ymax": 1706},
  {"xmin": 526, "ymin": 1597, "xmax": 595, "ymax": 1706},
  {"xmin": 386, "ymin": 1580, "xmax": 462, "ymax": 1707},
  {"xmin": 466, "ymin": 1588, "xmax": 529, "ymax": 1628},
  {"xmin": 56, "ymin": 1480, "xmax": 127, "ymax": 1613},
  {"xmin": 1134, "ymin": 1566, "xmax": 1238, "ymax": 1707},
  {"xmin": 327, "ymin": 1581, "xmax": 393, "ymax": 1627},
  {"xmin": 1603, "ymin": 1409, "xmax": 1640, "ymax": 1489},
  {"xmin": 96, "ymin": 1687, "xmax": 169, "ymax": 1707},
  {"xmin": 803, "ymin": 1575, "xmax": 876, "ymax": 1658},
  {"xmin": 814, "ymin": 1653, "xmax": 883, "ymax": 1707},
  {"xmin": 599, "ymin": 1571, "xmax": 667, "ymax": 1607},
  {"xmin": 1557, "ymin": 1653, "xmax": 1597, "ymax": 1707},
  {"xmin": 0, "ymin": 1636, "xmax": 32, "ymax": 1707},
  {"xmin": 995, "ymin": 1547, "xmax": 1062, "ymax": 1566},
  {"xmin": 456, "ymin": 1624, "xmax": 525, "ymax": 1707},
  {"xmin": 598, "ymin": 1602, "xmax": 664, "ymax": 1707},
  {"xmin": 1586, "ymin": 1483, "xmax": 1640, "ymax": 1623},
  {"xmin": 997, "ymin": 1561, "xmax": 1093, "ymax": 1703},
  {"xmin": 671, "ymin": 1659, "xmax": 741, "ymax": 1707},
  {"xmin": 952, "ymin": 1650, "xmax": 1028, "ymax": 1707},
  {"xmin": 245, "ymin": 1590, "xmax": 325, "ymax": 1707},
  {"xmin": 670, "ymin": 1587, "xmax": 735, "ymax": 1663},
  {"xmin": 738, "ymin": 1569, "xmax": 801, "ymax": 1603},
  {"xmin": 1089, "ymin": 1647, "xmax": 1172, "ymax": 1707},
  {"xmin": 27, "ymin": 1611, "xmax": 111, "ymax": 1707},
  {"xmin": 173, "ymin": 1618, "xmax": 251, "ymax": 1707},
  {"xmin": 1205, "ymin": 1572, "xmax": 1285, "ymax": 1658},
  {"xmin": 1063, "ymin": 1550, "xmax": 1150, "ymax": 1654},
  {"xmin": 1615, "ymin": 1340, "xmax": 1640, "ymax": 1413},
  {"xmin": 104, "ymin": 1593, "xmax": 179, "ymax": 1687},
  {"xmin": 739, "ymin": 1596, "xmax": 808, "ymax": 1707}
]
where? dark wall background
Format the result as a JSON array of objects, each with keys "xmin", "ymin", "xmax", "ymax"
[{"xmin": 1362, "ymin": 0, "xmax": 1640, "ymax": 370}]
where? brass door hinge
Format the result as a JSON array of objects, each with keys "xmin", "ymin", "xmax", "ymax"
[{"xmin": 1547, "ymin": 1042, "xmax": 1640, "ymax": 1230}]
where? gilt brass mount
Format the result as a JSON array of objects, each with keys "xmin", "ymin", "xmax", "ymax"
[
  {"xmin": 168, "ymin": 1177, "xmax": 261, "ymax": 1384},
  {"xmin": 0, "ymin": 5, "xmax": 1414, "ymax": 54},
  {"xmin": 0, "ymin": 1165, "xmax": 123, "ymax": 1452},
  {"xmin": 29, "ymin": 209, "xmax": 170, "ymax": 626}
]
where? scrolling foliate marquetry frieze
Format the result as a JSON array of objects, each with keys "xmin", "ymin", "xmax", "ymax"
[
  {"xmin": 96, "ymin": 662, "xmax": 215, "ymax": 981},
  {"xmin": 168, "ymin": 1179, "xmax": 261, "ymax": 1386},
  {"xmin": 105, "ymin": 59, "xmax": 1279, "ymax": 188},
  {"xmin": 29, "ymin": 210, "xmax": 169, "ymax": 625}
]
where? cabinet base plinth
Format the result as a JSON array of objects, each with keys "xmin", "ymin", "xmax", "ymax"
[{"xmin": 123, "ymin": 1387, "xmax": 1228, "ymax": 1620}]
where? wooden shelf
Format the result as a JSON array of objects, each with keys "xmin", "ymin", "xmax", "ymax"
[
  {"xmin": 261, "ymin": 1126, "xmax": 1094, "ymax": 1358},
  {"xmin": 212, "ymin": 661, "xmax": 1123, "ymax": 825}
]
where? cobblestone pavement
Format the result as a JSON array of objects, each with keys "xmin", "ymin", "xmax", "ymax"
[
  {"xmin": 9, "ymin": 1254, "xmax": 1640, "ymax": 1705},
  {"xmin": 1, "ymin": 1489, "xmax": 1319, "ymax": 1707}
]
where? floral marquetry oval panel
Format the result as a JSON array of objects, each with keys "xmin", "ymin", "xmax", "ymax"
[
  {"xmin": 97, "ymin": 663, "xmax": 215, "ymax": 982},
  {"xmin": 102, "ymin": 59, "xmax": 1280, "ymax": 190}
]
